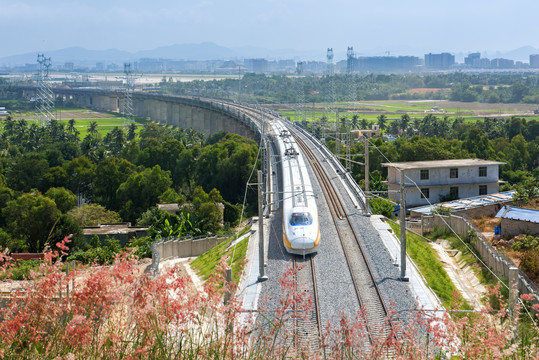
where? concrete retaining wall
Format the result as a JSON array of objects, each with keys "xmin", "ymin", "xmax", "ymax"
[{"xmin": 152, "ymin": 236, "xmax": 226, "ymax": 261}]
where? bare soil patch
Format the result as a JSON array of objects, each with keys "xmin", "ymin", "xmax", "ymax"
[{"xmin": 408, "ymin": 88, "xmax": 442, "ymax": 94}]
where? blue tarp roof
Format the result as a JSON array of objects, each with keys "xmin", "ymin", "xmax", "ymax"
[{"xmin": 495, "ymin": 206, "xmax": 539, "ymax": 224}]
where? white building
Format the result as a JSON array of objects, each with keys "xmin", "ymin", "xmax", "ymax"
[{"xmin": 382, "ymin": 159, "xmax": 506, "ymax": 208}]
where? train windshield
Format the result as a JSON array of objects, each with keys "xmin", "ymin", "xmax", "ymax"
[{"xmin": 289, "ymin": 212, "xmax": 313, "ymax": 226}]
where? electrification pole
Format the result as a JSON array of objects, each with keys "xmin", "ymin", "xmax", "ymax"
[
  {"xmin": 258, "ymin": 170, "xmax": 268, "ymax": 282},
  {"xmin": 400, "ymin": 169, "xmax": 409, "ymax": 281}
]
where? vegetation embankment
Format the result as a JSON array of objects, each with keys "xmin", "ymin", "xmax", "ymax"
[
  {"xmin": 387, "ymin": 222, "xmax": 469, "ymax": 309},
  {"xmin": 190, "ymin": 225, "xmax": 252, "ymax": 284}
]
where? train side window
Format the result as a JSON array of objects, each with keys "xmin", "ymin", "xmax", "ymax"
[{"xmin": 290, "ymin": 212, "xmax": 313, "ymax": 226}]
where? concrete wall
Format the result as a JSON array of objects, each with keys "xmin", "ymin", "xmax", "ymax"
[
  {"xmin": 153, "ymin": 236, "xmax": 226, "ymax": 260},
  {"xmin": 500, "ymin": 218, "xmax": 539, "ymax": 237}
]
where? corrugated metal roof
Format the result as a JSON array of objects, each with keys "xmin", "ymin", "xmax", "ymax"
[
  {"xmin": 495, "ymin": 206, "xmax": 539, "ymax": 224},
  {"xmin": 410, "ymin": 191, "xmax": 515, "ymax": 215}
]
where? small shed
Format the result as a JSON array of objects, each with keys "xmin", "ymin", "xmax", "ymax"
[{"xmin": 495, "ymin": 206, "xmax": 539, "ymax": 237}]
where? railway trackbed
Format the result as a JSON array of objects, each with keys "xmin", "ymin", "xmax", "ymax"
[
  {"xmin": 293, "ymin": 255, "xmax": 321, "ymax": 354},
  {"xmin": 291, "ymin": 125, "xmax": 394, "ymax": 348}
]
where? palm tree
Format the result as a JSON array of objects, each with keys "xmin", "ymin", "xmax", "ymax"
[
  {"xmin": 351, "ymin": 114, "xmax": 360, "ymax": 130},
  {"xmin": 3, "ymin": 117, "xmax": 15, "ymax": 138},
  {"xmin": 127, "ymin": 123, "xmax": 137, "ymax": 140},
  {"xmin": 340, "ymin": 117, "xmax": 348, "ymax": 131},
  {"xmin": 360, "ymin": 118, "xmax": 369, "ymax": 130},
  {"xmin": 88, "ymin": 121, "xmax": 98, "ymax": 136},
  {"xmin": 400, "ymin": 114, "xmax": 410, "ymax": 132},
  {"xmin": 67, "ymin": 119, "xmax": 76, "ymax": 133},
  {"xmin": 377, "ymin": 114, "xmax": 387, "ymax": 131}
]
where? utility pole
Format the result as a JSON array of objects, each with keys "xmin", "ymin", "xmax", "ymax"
[
  {"xmin": 400, "ymin": 169, "xmax": 409, "ymax": 281},
  {"xmin": 364, "ymin": 136, "xmax": 369, "ymax": 196},
  {"xmin": 266, "ymin": 139, "xmax": 272, "ymax": 214},
  {"xmin": 335, "ymin": 110, "xmax": 340, "ymax": 156},
  {"xmin": 258, "ymin": 170, "xmax": 268, "ymax": 282}
]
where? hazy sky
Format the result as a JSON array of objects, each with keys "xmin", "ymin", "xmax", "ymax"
[{"xmin": 2, "ymin": 0, "xmax": 538, "ymax": 58}]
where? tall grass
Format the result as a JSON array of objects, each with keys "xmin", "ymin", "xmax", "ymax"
[{"xmin": 0, "ymin": 236, "xmax": 537, "ymax": 359}]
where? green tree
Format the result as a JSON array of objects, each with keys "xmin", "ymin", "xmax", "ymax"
[
  {"xmin": 400, "ymin": 114, "xmax": 410, "ymax": 132},
  {"xmin": 117, "ymin": 165, "xmax": 173, "ymax": 222},
  {"xmin": 377, "ymin": 114, "xmax": 387, "ymax": 131},
  {"xmin": 63, "ymin": 156, "xmax": 96, "ymax": 198},
  {"xmin": 2, "ymin": 193, "xmax": 61, "ymax": 252},
  {"xmin": 67, "ymin": 203, "xmax": 122, "ymax": 227},
  {"xmin": 91, "ymin": 157, "xmax": 135, "ymax": 210},
  {"xmin": 5, "ymin": 153, "xmax": 49, "ymax": 192},
  {"xmin": 351, "ymin": 114, "xmax": 360, "ymax": 130},
  {"xmin": 88, "ymin": 121, "xmax": 99, "ymax": 135},
  {"xmin": 44, "ymin": 187, "xmax": 76, "ymax": 213},
  {"xmin": 127, "ymin": 123, "xmax": 137, "ymax": 140}
]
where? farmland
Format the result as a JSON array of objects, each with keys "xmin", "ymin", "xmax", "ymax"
[{"xmin": 269, "ymin": 99, "xmax": 539, "ymax": 123}]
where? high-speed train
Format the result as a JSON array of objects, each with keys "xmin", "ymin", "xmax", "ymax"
[{"xmin": 271, "ymin": 121, "xmax": 320, "ymax": 255}]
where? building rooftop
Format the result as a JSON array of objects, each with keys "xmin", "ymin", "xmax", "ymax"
[
  {"xmin": 410, "ymin": 191, "xmax": 515, "ymax": 215},
  {"xmin": 83, "ymin": 223, "xmax": 148, "ymax": 236},
  {"xmin": 495, "ymin": 206, "xmax": 539, "ymax": 224},
  {"xmin": 382, "ymin": 159, "xmax": 506, "ymax": 170}
]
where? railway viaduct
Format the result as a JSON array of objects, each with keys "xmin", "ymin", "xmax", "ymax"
[{"xmin": 21, "ymin": 87, "xmax": 262, "ymax": 140}]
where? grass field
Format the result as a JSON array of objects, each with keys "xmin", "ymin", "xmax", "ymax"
[{"xmin": 7, "ymin": 109, "xmax": 146, "ymax": 138}]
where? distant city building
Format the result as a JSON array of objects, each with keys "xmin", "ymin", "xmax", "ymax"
[
  {"xmin": 351, "ymin": 56, "xmax": 421, "ymax": 73},
  {"xmin": 245, "ymin": 58, "xmax": 268, "ymax": 73},
  {"xmin": 95, "ymin": 62, "xmax": 105, "ymax": 71},
  {"xmin": 424, "ymin": 53, "xmax": 455, "ymax": 69},
  {"xmin": 64, "ymin": 62, "xmax": 74, "ymax": 71},
  {"xmin": 490, "ymin": 58, "xmax": 514, "ymax": 69},
  {"xmin": 464, "ymin": 52, "xmax": 481, "ymax": 66},
  {"xmin": 301, "ymin": 61, "xmax": 327, "ymax": 74},
  {"xmin": 530, "ymin": 54, "xmax": 539, "ymax": 68}
]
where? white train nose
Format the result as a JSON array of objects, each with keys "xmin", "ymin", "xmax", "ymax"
[{"xmin": 291, "ymin": 237, "xmax": 316, "ymax": 250}]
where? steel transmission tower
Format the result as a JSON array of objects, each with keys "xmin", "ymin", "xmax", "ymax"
[
  {"xmin": 346, "ymin": 46, "xmax": 355, "ymax": 74},
  {"xmin": 326, "ymin": 48, "xmax": 334, "ymax": 76},
  {"xmin": 36, "ymin": 54, "xmax": 56, "ymax": 125},
  {"xmin": 123, "ymin": 63, "xmax": 135, "ymax": 127}
]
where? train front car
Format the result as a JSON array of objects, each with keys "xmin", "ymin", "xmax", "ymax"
[{"xmin": 273, "ymin": 122, "xmax": 320, "ymax": 255}]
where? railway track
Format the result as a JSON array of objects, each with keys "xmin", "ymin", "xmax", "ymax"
[
  {"xmin": 292, "ymin": 255, "xmax": 321, "ymax": 354},
  {"xmin": 290, "ymin": 125, "xmax": 393, "ymax": 348},
  {"xmin": 220, "ymin": 105, "xmax": 394, "ymax": 350}
]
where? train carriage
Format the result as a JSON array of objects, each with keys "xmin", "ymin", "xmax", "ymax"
[{"xmin": 271, "ymin": 121, "xmax": 320, "ymax": 255}]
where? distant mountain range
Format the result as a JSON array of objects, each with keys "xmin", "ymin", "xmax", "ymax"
[{"xmin": 1, "ymin": 42, "xmax": 538, "ymax": 67}]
